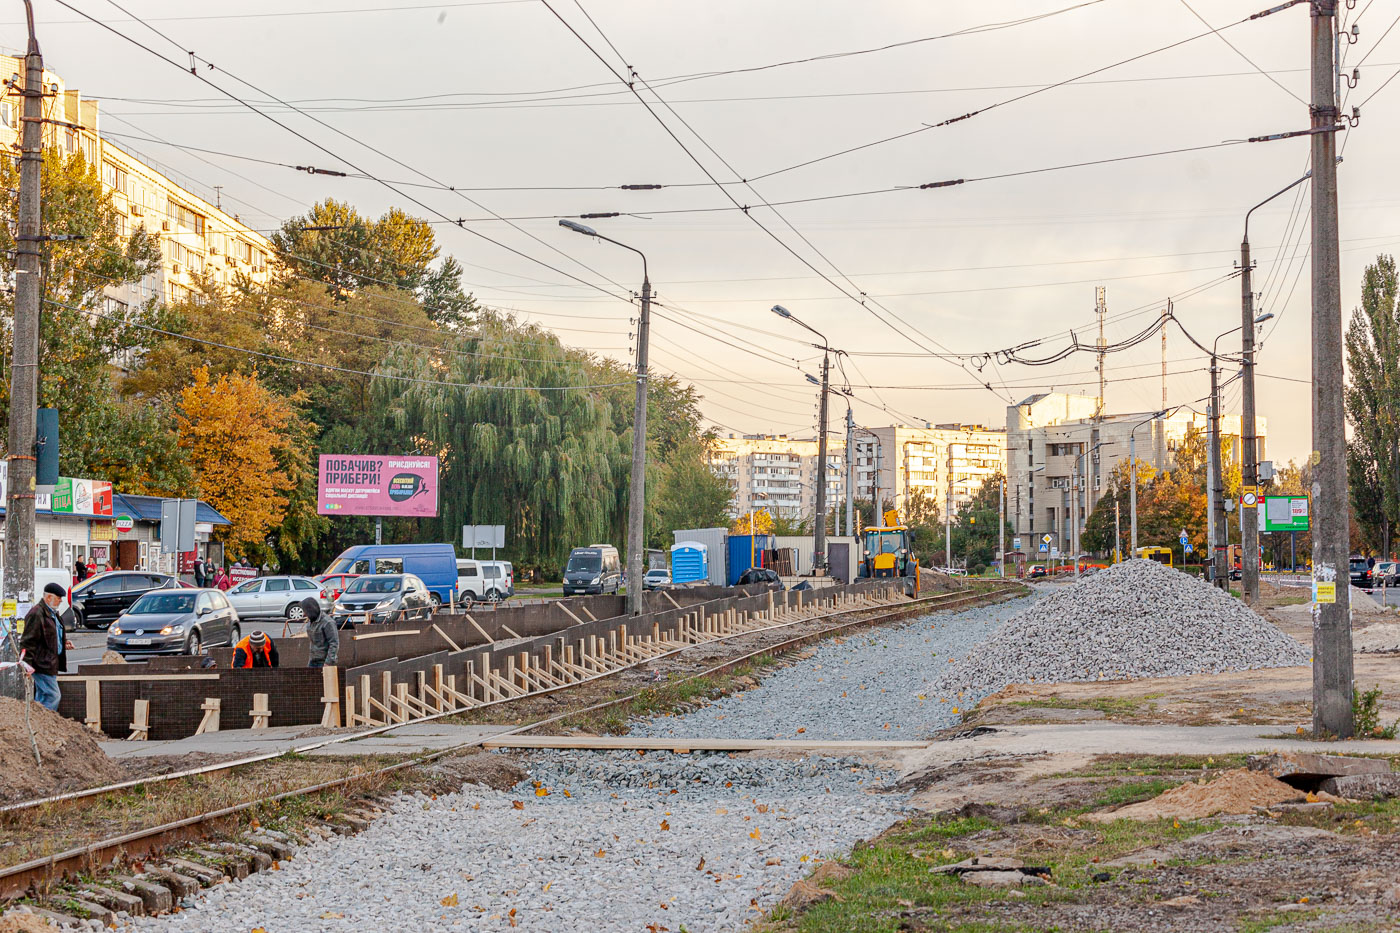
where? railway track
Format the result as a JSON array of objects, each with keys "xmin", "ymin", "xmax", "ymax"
[{"xmin": 0, "ymin": 581, "xmax": 1024, "ymax": 903}]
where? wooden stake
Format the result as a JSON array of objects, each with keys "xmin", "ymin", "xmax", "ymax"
[
  {"xmin": 345, "ymin": 685, "xmax": 358, "ymax": 726},
  {"xmin": 84, "ymin": 679, "xmax": 101, "ymax": 733},
  {"xmin": 558, "ymin": 604, "xmax": 585, "ymax": 626},
  {"xmin": 249, "ymin": 693, "xmax": 271, "ymax": 729},
  {"xmin": 320, "ymin": 666, "xmax": 341, "ymax": 728},
  {"xmin": 194, "ymin": 697, "xmax": 221, "ymax": 734},
  {"xmin": 433, "ymin": 664, "xmax": 445, "ymax": 712},
  {"xmin": 431, "ymin": 623, "xmax": 462, "ymax": 652},
  {"xmin": 127, "ymin": 699, "xmax": 149, "ymax": 741},
  {"xmin": 464, "ymin": 614, "xmax": 494, "ymax": 644},
  {"xmin": 580, "ymin": 605, "xmax": 597, "ymax": 622},
  {"xmin": 360, "ymin": 674, "xmax": 374, "ymax": 725}
]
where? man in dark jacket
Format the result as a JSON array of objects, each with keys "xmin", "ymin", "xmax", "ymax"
[
  {"xmin": 302, "ymin": 597, "xmax": 338, "ymax": 668},
  {"xmin": 232, "ymin": 631, "xmax": 279, "ymax": 668},
  {"xmin": 19, "ymin": 583, "xmax": 74, "ymax": 710}
]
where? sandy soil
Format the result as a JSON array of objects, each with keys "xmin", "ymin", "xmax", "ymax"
[{"xmin": 0, "ymin": 697, "xmax": 123, "ymax": 802}]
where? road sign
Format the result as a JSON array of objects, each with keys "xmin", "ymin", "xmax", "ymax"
[
  {"xmin": 463, "ymin": 524, "xmax": 506, "ymax": 548},
  {"xmin": 1263, "ymin": 495, "xmax": 1309, "ymax": 532},
  {"xmin": 1013, "ymin": 537, "xmax": 1022, "ymax": 551},
  {"xmin": 1038, "ymin": 543, "xmax": 1048, "ymax": 553},
  {"xmin": 1050, "ymin": 547, "xmax": 1060, "ymax": 558},
  {"xmin": 1041, "ymin": 533, "xmax": 1052, "ymax": 545},
  {"xmin": 1184, "ymin": 542, "xmax": 1193, "ymax": 554},
  {"xmin": 1241, "ymin": 487, "xmax": 1259, "ymax": 508},
  {"xmin": 1179, "ymin": 530, "xmax": 1188, "ymax": 544}
]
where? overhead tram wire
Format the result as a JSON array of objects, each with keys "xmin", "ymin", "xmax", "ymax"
[
  {"xmin": 11, "ymin": 0, "xmax": 535, "ymax": 25},
  {"xmin": 57, "ymin": 0, "xmax": 639, "ymax": 313},
  {"xmin": 1175, "ymin": 0, "xmax": 1307, "ymax": 104},
  {"xmin": 45, "ymin": 299, "xmax": 630, "ymax": 392},
  {"xmin": 546, "ymin": 0, "xmax": 1011, "ymax": 401}
]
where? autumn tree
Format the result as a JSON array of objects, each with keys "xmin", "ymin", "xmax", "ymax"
[{"xmin": 177, "ymin": 367, "xmax": 315, "ymax": 561}]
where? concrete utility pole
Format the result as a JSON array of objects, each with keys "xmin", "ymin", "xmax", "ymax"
[
  {"xmin": 845, "ymin": 406, "xmax": 855, "ymax": 540},
  {"xmin": 772, "ymin": 305, "xmax": 832, "ymax": 574},
  {"xmin": 998, "ymin": 476, "xmax": 1005, "ymax": 578},
  {"xmin": 1209, "ymin": 362, "xmax": 1228, "ymax": 589},
  {"xmin": 558, "ymin": 220, "xmax": 650, "ymax": 615},
  {"xmin": 4, "ymin": 6, "xmax": 43, "ymax": 626},
  {"xmin": 1309, "ymin": 0, "xmax": 1353, "ymax": 737}
]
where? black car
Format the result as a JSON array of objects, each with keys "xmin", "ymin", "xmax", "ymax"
[
  {"xmin": 70, "ymin": 571, "xmax": 182, "ymax": 630},
  {"xmin": 107, "ymin": 588, "xmax": 241, "ymax": 658},
  {"xmin": 332, "ymin": 573, "xmax": 435, "ymax": 625},
  {"xmin": 1350, "ymin": 556, "xmax": 1373, "ymax": 589},
  {"xmin": 1029, "ymin": 566, "xmax": 1048, "ymax": 579}
]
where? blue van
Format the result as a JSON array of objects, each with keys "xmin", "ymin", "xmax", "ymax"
[{"xmin": 323, "ymin": 544, "xmax": 457, "ymax": 609}]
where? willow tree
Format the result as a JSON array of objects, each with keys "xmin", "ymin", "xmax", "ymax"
[{"xmin": 372, "ymin": 312, "xmax": 628, "ymax": 570}]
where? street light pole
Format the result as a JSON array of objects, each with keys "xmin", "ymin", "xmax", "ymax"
[
  {"xmin": 773, "ymin": 305, "xmax": 833, "ymax": 575},
  {"xmin": 1240, "ymin": 171, "xmax": 1312, "ymax": 605},
  {"xmin": 4, "ymin": 3, "xmax": 43, "ymax": 635},
  {"xmin": 1208, "ymin": 316, "xmax": 1271, "ymax": 590},
  {"xmin": 560, "ymin": 220, "xmax": 650, "ymax": 615},
  {"xmin": 1129, "ymin": 410, "xmax": 1169, "ymax": 556}
]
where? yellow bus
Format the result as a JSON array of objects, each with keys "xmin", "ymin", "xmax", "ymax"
[{"xmin": 1135, "ymin": 546, "xmax": 1173, "ymax": 567}]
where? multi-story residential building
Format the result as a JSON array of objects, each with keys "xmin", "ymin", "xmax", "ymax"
[
  {"xmin": 1, "ymin": 54, "xmax": 275, "ymax": 324},
  {"xmin": 1005, "ymin": 392, "xmax": 1267, "ymax": 554},
  {"xmin": 851, "ymin": 424, "xmax": 1007, "ymax": 521},
  {"xmin": 709, "ymin": 434, "xmax": 844, "ymax": 524}
]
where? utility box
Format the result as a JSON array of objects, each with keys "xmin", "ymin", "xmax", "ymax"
[{"xmin": 670, "ymin": 541, "xmax": 708, "ymax": 585}]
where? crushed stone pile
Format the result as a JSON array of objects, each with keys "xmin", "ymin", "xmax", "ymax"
[
  {"xmin": 0, "ymin": 696, "xmax": 123, "ymax": 802},
  {"xmin": 935, "ymin": 559, "xmax": 1310, "ymax": 700},
  {"xmin": 1086, "ymin": 768, "xmax": 1315, "ymax": 822}
]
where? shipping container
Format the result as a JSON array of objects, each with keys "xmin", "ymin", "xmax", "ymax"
[
  {"xmin": 726, "ymin": 534, "xmax": 774, "ymax": 585},
  {"xmin": 672, "ymin": 527, "xmax": 728, "ymax": 586}
]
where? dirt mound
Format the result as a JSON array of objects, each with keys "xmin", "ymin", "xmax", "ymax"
[
  {"xmin": 1086, "ymin": 768, "xmax": 1304, "ymax": 822},
  {"xmin": 1355, "ymin": 621, "xmax": 1400, "ymax": 653},
  {"xmin": 0, "ymin": 696, "xmax": 124, "ymax": 803}
]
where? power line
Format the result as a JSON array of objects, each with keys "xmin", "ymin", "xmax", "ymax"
[
  {"xmin": 15, "ymin": 0, "xmax": 533, "ymax": 25},
  {"xmin": 1175, "ymin": 0, "xmax": 1306, "ymax": 104}
]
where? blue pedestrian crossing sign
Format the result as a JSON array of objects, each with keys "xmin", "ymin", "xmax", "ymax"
[{"xmin": 1184, "ymin": 542, "xmax": 1193, "ymax": 554}]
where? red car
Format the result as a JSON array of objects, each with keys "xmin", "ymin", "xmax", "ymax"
[{"xmin": 316, "ymin": 573, "xmax": 359, "ymax": 601}]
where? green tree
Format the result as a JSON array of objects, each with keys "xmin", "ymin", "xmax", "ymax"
[
  {"xmin": 648, "ymin": 438, "xmax": 734, "ymax": 548},
  {"xmin": 1345, "ymin": 254, "xmax": 1400, "ymax": 556}
]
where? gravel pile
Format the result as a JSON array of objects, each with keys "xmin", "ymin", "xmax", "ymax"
[
  {"xmin": 633, "ymin": 597, "xmax": 1029, "ymax": 741},
  {"xmin": 934, "ymin": 559, "xmax": 1310, "ymax": 700},
  {"xmin": 136, "ymin": 752, "xmax": 907, "ymax": 933}
]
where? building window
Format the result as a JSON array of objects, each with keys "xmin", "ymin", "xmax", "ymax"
[
  {"xmin": 170, "ymin": 201, "xmax": 206, "ymax": 236},
  {"xmin": 0, "ymin": 102, "xmax": 12, "ymax": 128}
]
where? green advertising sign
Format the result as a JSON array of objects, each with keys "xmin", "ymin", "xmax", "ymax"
[
  {"xmin": 50, "ymin": 477, "xmax": 74, "ymax": 513},
  {"xmin": 1263, "ymin": 495, "xmax": 1309, "ymax": 532}
]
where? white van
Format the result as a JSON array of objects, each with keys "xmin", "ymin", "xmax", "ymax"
[{"xmin": 457, "ymin": 559, "xmax": 514, "ymax": 603}]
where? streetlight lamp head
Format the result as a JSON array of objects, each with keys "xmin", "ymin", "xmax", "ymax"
[
  {"xmin": 805, "ymin": 373, "xmax": 820, "ymax": 386},
  {"xmin": 558, "ymin": 219, "xmax": 598, "ymax": 237},
  {"xmin": 771, "ymin": 304, "xmax": 791, "ymax": 318},
  {"xmin": 1253, "ymin": 312, "xmax": 1274, "ymax": 324}
]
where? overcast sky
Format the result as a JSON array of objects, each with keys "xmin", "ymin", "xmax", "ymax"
[{"xmin": 14, "ymin": 0, "xmax": 1400, "ymax": 465}]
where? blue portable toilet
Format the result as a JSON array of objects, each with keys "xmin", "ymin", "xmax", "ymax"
[
  {"xmin": 670, "ymin": 541, "xmax": 708, "ymax": 585},
  {"xmin": 727, "ymin": 534, "xmax": 773, "ymax": 585}
]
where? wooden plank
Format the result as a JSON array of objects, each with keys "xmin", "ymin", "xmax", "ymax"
[
  {"xmin": 352, "ymin": 629, "xmax": 422, "ymax": 641},
  {"xmin": 249, "ymin": 693, "xmax": 271, "ymax": 729},
  {"xmin": 579, "ymin": 606, "xmax": 597, "ymax": 622},
  {"xmin": 320, "ymin": 666, "xmax": 341, "ymax": 728},
  {"xmin": 431, "ymin": 623, "xmax": 462, "ymax": 652},
  {"xmin": 464, "ymin": 614, "xmax": 494, "ymax": 644},
  {"xmin": 59, "ymin": 674, "xmax": 219, "ymax": 682},
  {"xmin": 557, "ymin": 603, "xmax": 585, "ymax": 626},
  {"xmin": 84, "ymin": 680, "xmax": 101, "ymax": 733},
  {"xmin": 195, "ymin": 698, "xmax": 221, "ymax": 735},
  {"xmin": 662, "ymin": 591, "xmax": 682, "ymax": 610},
  {"xmin": 500, "ymin": 625, "xmax": 523, "ymax": 640},
  {"xmin": 127, "ymin": 699, "xmax": 149, "ymax": 741},
  {"xmin": 344, "ymin": 685, "xmax": 359, "ymax": 726},
  {"xmin": 484, "ymin": 736, "xmax": 929, "ymax": 752}
]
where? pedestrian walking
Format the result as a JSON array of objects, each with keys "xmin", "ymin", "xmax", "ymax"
[
  {"xmin": 301, "ymin": 597, "xmax": 338, "ymax": 668},
  {"xmin": 19, "ymin": 584, "xmax": 74, "ymax": 711},
  {"xmin": 232, "ymin": 631, "xmax": 279, "ymax": 668},
  {"xmin": 214, "ymin": 567, "xmax": 231, "ymax": 591},
  {"xmin": 193, "ymin": 556, "xmax": 207, "ymax": 588},
  {"xmin": 72, "ymin": 560, "xmax": 88, "ymax": 585}
]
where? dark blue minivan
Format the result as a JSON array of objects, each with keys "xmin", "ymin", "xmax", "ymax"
[{"xmin": 324, "ymin": 544, "xmax": 457, "ymax": 609}]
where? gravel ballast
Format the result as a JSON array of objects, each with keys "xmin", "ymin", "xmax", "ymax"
[{"xmin": 933, "ymin": 560, "xmax": 1310, "ymax": 700}]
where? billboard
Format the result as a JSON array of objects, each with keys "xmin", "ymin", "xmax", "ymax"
[
  {"xmin": 317, "ymin": 455, "xmax": 439, "ymax": 517},
  {"xmin": 50, "ymin": 477, "xmax": 113, "ymax": 516},
  {"xmin": 1262, "ymin": 495, "xmax": 1309, "ymax": 533}
]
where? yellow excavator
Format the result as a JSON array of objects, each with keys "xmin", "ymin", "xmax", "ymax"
[{"xmin": 858, "ymin": 509, "xmax": 918, "ymax": 579}]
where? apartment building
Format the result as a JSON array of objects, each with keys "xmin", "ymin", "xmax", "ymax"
[
  {"xmin": 1005, "ymin": 392, "xmax": 1266, "ymax": 554},
  {"xmin": 851, "ymin": 424, "xmax": 1007, "ymax": 520},
  {"xmin": 1, "ymin": 54, "xmax": 275, "ymax": 324},
  {"xmin": 709, "ymin": 434, "xmax": 844, "ymax": 524}
]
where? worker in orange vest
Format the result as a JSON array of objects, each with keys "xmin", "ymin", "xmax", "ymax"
[{"xmin": 232, "ymin": 631, "xmax": 279, "ymax": 668}]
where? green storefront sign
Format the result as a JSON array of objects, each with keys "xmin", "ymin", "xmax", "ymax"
[{"xmin": 1263, "ymin": 495, "xmax": 1309, "ymax": 533}]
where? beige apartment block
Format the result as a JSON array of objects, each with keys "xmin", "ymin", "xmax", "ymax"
[
  {"xmin": 709, "ymin": 434, "xmax": 844, "ymax": 523},
  {"xmin": 1005, "ymin": 392, "xmax": 1266, "ymax": 554},
  {"xmin": 1, "ymin": 53, "xmax": 275, "ymax": 334},
  {"xmin": 851, "ymin": 424, "xmax": 1006, "ymax": 520}
]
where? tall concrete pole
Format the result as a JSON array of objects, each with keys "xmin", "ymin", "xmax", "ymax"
[
  {"xmin": 1210, "ymin": 362, "xmax": 1228, "ymax": 589},
  {"xmin": 1309, "ymin": 0, "xmax": 1352, "ymax": 737},
  {"xmin": 1071, "ymin": 455, "xmax": 1080, "ymax": 578},
  {"xmin": 998, "ymin": 476, "xmax": 1005, "ymax": 578},
  {"xmin": 1240, "ymin": 234, "xmax": 1261, "ymax": 605},
  {"xmin": 1129, "ymin": 431, "xmax": 1139, "ymax": 554},
  {"xmin": 626, "ymin": 273, "xmax": 651, "ymax": 615},
  {"xmin": 813, "ymin": 351, "xmax": 830, "ymax": 574},
  {"xmin": 845, "ymin": 406, "xmax": 855, "ymax": 539},
  {"xmin": 4, "ymin": 8, "xmax": 43, "ymax": 625}
]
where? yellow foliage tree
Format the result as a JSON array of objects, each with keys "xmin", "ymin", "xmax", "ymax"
[
  {"xmin": 729, "ymin": 509, "xmax": 773, "ymax": 536},
  {"xmin": 177, "ymin": 366, "xmax": 306, "ymax": 558}
]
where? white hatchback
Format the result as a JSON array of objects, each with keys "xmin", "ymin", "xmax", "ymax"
[{"xmin": 457, "ymin": 559, "xmax": 514, "ymax": 602}]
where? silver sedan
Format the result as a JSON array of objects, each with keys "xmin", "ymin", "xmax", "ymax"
[{"xmin": 226, "ymin": 575, "xmax": 331, "ymax": 621}]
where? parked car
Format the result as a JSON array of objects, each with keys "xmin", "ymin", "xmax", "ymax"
[
  {"xmin": 457, "ymin": 559, "xmax": 515, "ymax": 603},
  {"xmin": 107, "ymin": 588, "xmax": 240, "ymax": 658},
  {"xmin": 736, "ymin": 567, "xmax": 781, "ymax": 587},
  {"xmin": 642, "ymin": 568, "xmax": 671, "ymax": 590},
  {"xmin": 1029, "ymin": 566, "xmax": 1048, "ymax": 579},
  {"xmin": 324, "ymin": 544, "xmax": 457, "ymax": 610},
  {"xmin": 226, "ymin": 575, "xmax": 330, "ymax": 621},
  {"xmin": 69, "ymin": 571, "xmax": 181, "ymax": 630},
  {"xmin": 562, "ymin": 545, "xmax": 621, "ymax": 596},
  {"xmin": 1373, "ymin": 561, "xmax": 1399, "ymax": 587},
  {"xmin": 315, "ymin": 572, "xmax": 359, "ymax": 601},
  {"xmin": 332, "ymin": 574, "xmax": 435, "ymax": 625},
  {"xmin": 1350, "ymin": 555, "xmax": 1373, "ymax": 589}
]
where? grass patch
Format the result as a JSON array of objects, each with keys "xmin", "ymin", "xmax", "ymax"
[
  {"xmin": 1236, "ymin": 910, "xmax": 1323, "ymax": 932},
  {"xmin": 1049, "ymin": 754, "xmax": 1251, "ymax": 779},
  {"xmin": 1006, "ymin": 696, "xmax": 1159, "ymax": 718},
  {"xmin": 1088, "ymin": 778, "xmax": 1181, "ymax": 810}
]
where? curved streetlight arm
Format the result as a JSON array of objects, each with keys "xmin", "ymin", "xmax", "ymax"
[
  {"xmin": 1244, "ymin": 171, "xmax": 1313, "ymax": 243},
  {"xmin": 771, "ymin": 304, "xmax": 829, "ymax": 348},
  {"xmin": 559, "ymin": 219, "xmax": 647, "ymax": 284}
]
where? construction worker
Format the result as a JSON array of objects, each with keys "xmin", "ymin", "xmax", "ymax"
[{"xmin": 231, "ymin": 630, "xmax": 279, "ymax": 669}]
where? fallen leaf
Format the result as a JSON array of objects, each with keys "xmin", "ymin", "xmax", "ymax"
[
  {"xmin": 796, "ymin": 727, "xmax": 806, "ymax": 734},
  {"xmin": 715, "ymin": 807, "xmax": 728, "ymax": 815},
  {"xmin": 799, "ymin": 855, "xmax": 810, "ymax": 863},
  {"xmin": 696, "ymin": 857, "xmax": 706, "ymax": 871},
  {"xmin": 321, "ymin": 912, "xmax": 345, "ymax": 919},
  {"xmin": 756, "ymin": 804, "xmax": 769, "ymax": 814},
  {"xmin": 509, "ymin": 907, "xmax": 518, "ymax": 927},
  {"xmin": 765, "ymin": 857, "xmax": 782, "ymax": 866},
  {"xmin": 563, "ymin": 789, "xmax": 572, "ymax": 798},
  {"xmin": 535, "ymin": 788, "xmax": 549, "ymax": 797},
  {"xmin": 660, "ymin": 819, "xmax": 670, "ymax": 830},
  {"xmin": 460, "ymin": 873, "xmax": 474, "ymax": 881},
  {"xmin": 595, "ymin": 848, "xmax": 607, "ymax": 857},
  {"xmin": 441, "ymin": 894, "xmax": 459, "ymax": 907},
  {"xmin": 749, "ymin": 829, "xmax": 762, "ymax": 840},
  {"xmin": 512, "ymin": 801, "xmax": 525, "ymax": 810}
]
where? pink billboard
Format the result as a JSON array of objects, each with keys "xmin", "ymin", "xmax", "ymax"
[{"xmin": 316, "ymin": 455, "xmax": 439, "ymax": 517}]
